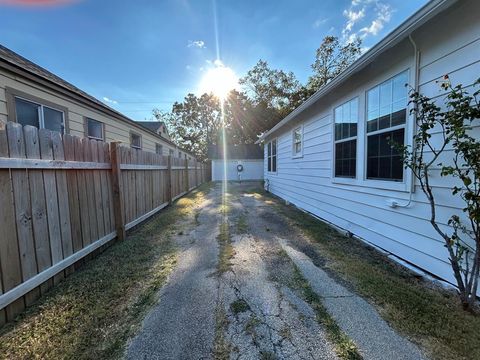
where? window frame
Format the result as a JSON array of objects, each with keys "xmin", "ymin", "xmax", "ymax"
[
  {"xmin": 364, "ymin": 70, "xmax": 409, "ymax": 183},
  {"xmin": 155, "ymin": 143, "xmax": 163, "ymax": 155},
  {"xmin": 6, "ymin": 87, "xmax": 69, "ymax": 134},
  {"xmin": 85, "ymin": 117, "xmax": 105, "ymax": 141},
  {"xmin": 267, "ymin": 138, "xmax": 277, "ymax": 174},
  {"xmin": 333, "ymin": 97, "xmax": 358, "ymax": 179},
  {"xmin": 130, "ymin": 131, "xmax": 142, "ymax": 149},
  {"xmin": 291, "ymin": 125, "xmax": 304, "ymax": 159}
]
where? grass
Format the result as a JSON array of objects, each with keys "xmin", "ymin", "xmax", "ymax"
[
  {"xmin": 235, "ymin": 212, "xmax": 248, "ymax": 234},
  {"xmin": 217, "ymin": 221, "xmax": 235, "ymax": 274},
  {"xmin": 254, "ymin": 188, "xmax": 480, "ymax": 360},
  {"xmin": 0, "ymin": 183, "xmax": 212, "ymax": 360},
  {"xmin": 230, "ymin": 299, "xmax": 250, "ymax": 315},
  {"xmin": 213, "ymin": 304, "xmax": 231, "ymax": 360},
  {"xmin": 290, "ymin": 266, "xmax": 361, "ymax": 359}
]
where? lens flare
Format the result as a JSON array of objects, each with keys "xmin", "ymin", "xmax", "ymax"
[{"xmin": 199, "ymin": 62, "xmax": 238, "ymax": 100}]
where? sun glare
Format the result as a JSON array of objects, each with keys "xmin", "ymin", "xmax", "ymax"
[{"xmin": 199, "ymin": 63, "xmax": 238, "ymax": 99}]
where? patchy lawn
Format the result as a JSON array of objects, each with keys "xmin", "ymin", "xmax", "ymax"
[
  {"xmin": 0, "ymin": 183, "xmax": 212, "ymax": 360},
  {"xmin": 249, "ymin": 188, "xmax": 480, "ymax": 360}
]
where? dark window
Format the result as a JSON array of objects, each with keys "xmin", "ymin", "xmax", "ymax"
[
  {"xmin": 87, "ymin": 118, "xmax": 104, "ymax": 140},
  {"xmin": 267, "ymin": 139, "xmax": 277, "ymax": 172},
  {"xmin": 292, "ymin": 127, "xmax": 302, "ymax": 156},
  {"xmin": 367, "ymin": 128, "xmax": 404, "ymax": 181},
  {"xmin": 156, "ymin": 144, "xmax": 163, "ymax": 155},
  {"xmin": 43, "ymin": 107, "xmax": 64, "ymax": 133},
  {"xmin": 131, "ymin": 133, "xmax": 141, "ymax": 149},
  {"xmin": 335, "ymin": 139, "xmax": 356, "ymax": 178},
  {"xmin": 366, "ymin": 71, "xmax": 408, "ymax": 181},
  {"xmin": 15, "ymin": 97, "xmax": 64, "ymax": 133},
  {"xmin": 334, "ymin": 98, "xmax": 358, "ymax": 178}
]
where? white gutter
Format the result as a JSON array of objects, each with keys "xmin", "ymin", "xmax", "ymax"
[{"xmin": 257, "ymin": 0, "xmax": 455, "ymax": 143}]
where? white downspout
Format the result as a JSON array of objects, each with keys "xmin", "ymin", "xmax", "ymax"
[{"xmin": 389, "ymin": 34, "xmax": 419, "ymax": 209}]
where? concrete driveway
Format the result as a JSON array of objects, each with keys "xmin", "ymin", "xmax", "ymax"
[{"xmin": 126, "ymin": 182, "xmax": 425, "ymax": 360}]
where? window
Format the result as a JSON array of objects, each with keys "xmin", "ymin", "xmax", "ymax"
[
  {"xmin": 169, "ymin": 149, "xmax": 174, "ymax": 156},
  {"xmin": 292, "ymin": 126, "xmax": 303, "ymax": 157},
  {"xmin": 155, "ymin": 144, "xmax": 163, "ymax": 155},
  {"xmin": 334, "ymin": 98, "xmax": 358, "ymax": 178},
  {"xmin": 267, "ymin": 139, "xmax": 277, "ymax": 173},
  {"xmin": 86, "ymin": 118, "xmax": 104, "ymax": 140},
  {"xmin": 15, "ymin": 97, "xmax": 65, "ymax": 133},
  {"xmin": 130, "ymin": 132, "xmax": 141, "ymax": 149},
  {"xmin": 366, "ymin": 71, "xmax": 408, "ymax": 181},
  {"xmin": 178, "ymin": 151, "xmax": 182, "ymax": 158}
]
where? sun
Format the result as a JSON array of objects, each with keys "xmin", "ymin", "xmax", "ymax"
[{"xmin": 199, "ymin": 62, "xmax": 238, "ymax": 100}]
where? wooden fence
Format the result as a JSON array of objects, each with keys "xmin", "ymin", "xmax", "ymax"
[{"xmin": 0, "ymin": 121, "xmax": 210, "ymax": 324}]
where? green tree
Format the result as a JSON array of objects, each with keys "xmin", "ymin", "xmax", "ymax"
[
  {"xmin": 306, "ymin": 36, "xmax": 362, "ymax": 96},
  {"xmin": 400, "ymin": 77, "xmax": 480, "ymax": 310},
  {"xmin": 153, "ymin": 93, "xmax": 222, "ymax": 160},
  {"xmin": 239, "ymin": 59, "xmax": 302, "ymax": 114}
]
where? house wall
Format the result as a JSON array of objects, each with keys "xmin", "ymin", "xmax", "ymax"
[
  {"xmin": 264, "ymin": 0, "xmax": 480, "ymax": 286},
  {"xmin": 0, "ymin": 68, "xmax": 179, "ymax": 156},
  {"xmin": 212, "ymin": 159, "xmax": 264, "ymax": 181}
]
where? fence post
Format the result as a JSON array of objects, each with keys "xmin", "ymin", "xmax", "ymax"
[
  {"xmin": 185, "ymin": 158, "xmax": 189, "ymax": 192},
  {"xmin": 110, "ymin": 142, "xmax": 126, "ymax": 241},
  {"xmin": 167, "ymin": 154, "xmax": 173, "ymax": 204}
]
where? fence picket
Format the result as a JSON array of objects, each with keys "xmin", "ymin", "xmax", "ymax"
[
  {"xmin": 0, "ymin": 121, "xmax": 211, "ymax": 319},
  {"xmin": 39, "ymin": 129, "xmax": 63, "ymax": 265}
]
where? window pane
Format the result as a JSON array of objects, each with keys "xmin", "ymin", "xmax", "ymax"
[
  {"xmin": 267, "ymin": 142, "xmax": 272, "ymax": 157},
  {"xmin": 15, "ymin": 98, "xmax": 40, "ymax": 128},
  {"xmin": 43, "ymin": 107, "xmax": 64, "ymax": 133},
  {"xmin": 272, "ymin": 155, "xmax": 277, "ymax": 172},
  {"xmin": 334, "ymin": 139, "xmax": 356, "ymax": 178},
  {"xmin": 156, "ymin": 144, "xmax": 163, "ymax": 154},
  {"xmin": 368, "ymin": 71, "xmax": 408, "ymax": 134},
  {"xmin": 367, "ymin": 128, "xmax": 404, "ymax": 181},
  {"xmin": 268, "ymin": 156, "xmax": 271, "ymax": 172},
  {"xmin": 131, "ymin": 133, "xmax": 141, "ymax": 148},
  {"xmin": 87, "ymin": 118, "xmax": 103, "ymax": 139},
  {"xmin": 392, "ymin": 71, "xmax": 408, "ymax": 102},
  {"xmin": 335, "ymin": 98, "xmax": 358, "ymax": 140},
  {"xmin": 272, "ymin": 140, "xmax": 277, "ymax": 156}
]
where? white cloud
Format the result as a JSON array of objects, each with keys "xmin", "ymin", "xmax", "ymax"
[
  {"xmin": 360, "ymin": 3, "xmax": 392, "ymax": 36},
  {"xmin": 312, "ymin": 17, "xmax": 328, "ymax": 29},
  {"xmin": 343, "ymin": 8, "xmax": 365, "ymax": 33},
  {"xmin": 185, "ymin": 65, "xmax": 192, "ymax": 70},
  {"xmin": 187, "ymin": 40, "xmax": 206, "ymax": 48},
  {"xmin": 213, "ymin": 59, "xmax": 224, "ymax": 67},
  {"xmin": 103, "ymin": 97, "xmax": 118, "ymax": 105},
  {"xmin": 341, "ymin": 0, "xmax": 393, "ymax": 43}
]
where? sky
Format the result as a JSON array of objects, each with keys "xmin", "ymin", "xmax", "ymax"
[{"xmin": 0, "ymin": 0, "xmax": 427, "ymax": 120}]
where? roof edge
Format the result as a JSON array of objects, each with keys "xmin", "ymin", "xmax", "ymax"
[
  {"xmin": 0, "ymin": 56, "xmax": 194, "ymax": 156},
  {"xmin": 258, "ymin": 0, "xmax": 455, "ymax": 142}
]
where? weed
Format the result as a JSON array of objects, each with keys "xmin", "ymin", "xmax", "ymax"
[{"xmin": 230, "ymin": 299, "xmax": 250, "ymax": 315}]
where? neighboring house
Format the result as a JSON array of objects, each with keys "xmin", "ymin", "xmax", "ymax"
[
  {"xmin": 136, "ymin": 121, "xmax": 171, "ymax": 141},
  {"xmin": 209, "ymin": 144, "xmax": 264, "ymax": 181},
  {"xmin": 0, "ymin": 45, "xmax": 190, "ymax": 157},
  {"xmin": 259, "ymin": 0, "xmax": 480, "ymax": 288}
]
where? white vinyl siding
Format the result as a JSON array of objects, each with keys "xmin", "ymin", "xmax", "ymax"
[{"xmin": 264, "ymin": 0, "xmax": 480, "ymax": 290}]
